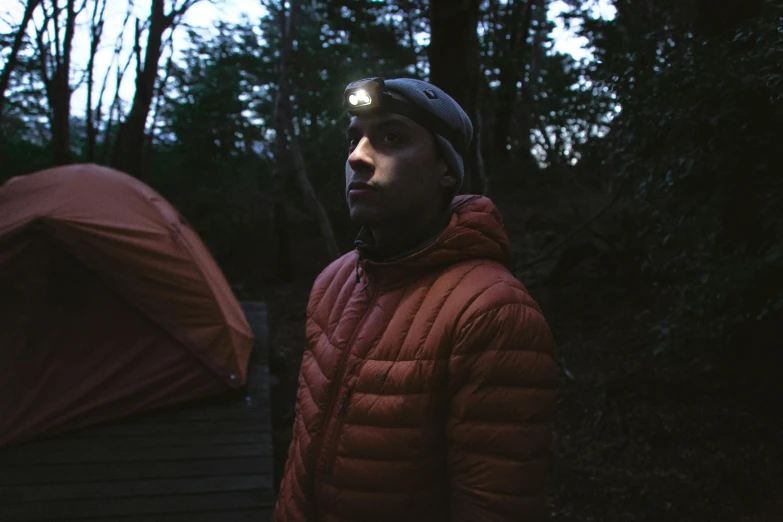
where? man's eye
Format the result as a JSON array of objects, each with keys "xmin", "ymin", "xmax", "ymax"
[
  {"xmin": 348, "ymin": 138, "xmax": 358, "ymax": 150},
  {"xmin": 383, "ymin": 132, "xmax": 399, "ymax": 143}
]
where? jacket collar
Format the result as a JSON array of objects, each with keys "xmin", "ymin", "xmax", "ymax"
[
  {"xmin": 353, "ymin": 211, "xmax": 451, "ymax": 264},
  {"xmin": 352, "ymin": 195, "xmax": 511, "ymax": 288}
]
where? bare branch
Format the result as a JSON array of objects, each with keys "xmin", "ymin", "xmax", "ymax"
[
  {"xmin": 134, "ymin": 17, "xmax": 143, "ymax": 79},
  {"xmin": 50, "ymin": 0, "xmax": 62, "ymax": 66},
  {"xmin": 75, "ymin": 0, "xmax": 88, "ymax": 16},
  {"xmin": 403, "ymin": 0, "xmax": 423, "ymax": 77},
  {"xmin": 274, "ymin": 0, "xmax": 340, "ymax": 260},
  {"xmin": 100, "ymin": 38, "xmax": 136, "ymax": 163},
  {"xmin": 147, "ymin": 33, "xmax": 175, "ymax": 147},
  {"xmin": 0, "ymin": 0, "xmax": 43, "ymax": 124},
  {"xmin": 166, "ymin": 0, "xmax": 200, "ymax": 26},
  {"xmin": 0, "ymin": 12, "xmax": 16, "ymax": 28},
  {"xmin": 33, "ymin": 6, "xmax": 52, "ymax": 87},
  {"xmin": 95, "ymin": 2, "xmax": 131, "ymax": 130},
  {"xmin": 512, "ymin": 176, "xmax": 630, "ymax": 272},
  {"xmin": 85, "ymin": 0, "xmax": 107, "ymax": 160},
  {"xmin": 112, "ymin": 0, "xmax": 202, "ymax": 176}
]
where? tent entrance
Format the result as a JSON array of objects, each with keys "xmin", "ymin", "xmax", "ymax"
[{"xmin": 0, "ymin": 232, "xmax": 227, "ymax": 447}]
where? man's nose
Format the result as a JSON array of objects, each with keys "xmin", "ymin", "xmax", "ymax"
[{"xmin": 348, "ymin": 137, "xmax": 373, "ymax": 172}]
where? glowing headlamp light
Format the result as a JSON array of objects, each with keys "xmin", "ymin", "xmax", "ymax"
[
  {"xmin": 343, "ymin": 78, "xmax": 384, "ymax": 112},
  {"xmin": 342, "ymin": 77, "xmax": 467, "ymax": 156},
  {"xmin": 348, "ymin": 89, "xmax": 372, "ymax": 107}
]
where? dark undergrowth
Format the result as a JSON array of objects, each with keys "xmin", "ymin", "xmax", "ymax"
[{"xmin": 261, "ymin": 185, "xmax": 782, "ymax": 521}]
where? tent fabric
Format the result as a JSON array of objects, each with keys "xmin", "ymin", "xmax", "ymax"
[{"xmin": 0, "ymin": 164, "xmax": 254, "ymax": 447}]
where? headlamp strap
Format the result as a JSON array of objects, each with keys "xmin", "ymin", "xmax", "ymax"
[{"xmin": 381, "ymin": 94, "xmax": 466, "ymax": 156}]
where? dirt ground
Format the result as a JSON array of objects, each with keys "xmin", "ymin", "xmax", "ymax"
[{"xmin": 262, "ymin": 189, "xmax": 782, "ymax": 522}]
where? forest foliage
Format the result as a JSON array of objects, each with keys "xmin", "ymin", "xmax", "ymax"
[{"xmin": 1, "ymin": 0, "xmax": 781, "ymax": 355}]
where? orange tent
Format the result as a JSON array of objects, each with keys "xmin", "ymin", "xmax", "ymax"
[{"xmin": 0, "ymin": 164, "xmax": 254, "ymax": 448}]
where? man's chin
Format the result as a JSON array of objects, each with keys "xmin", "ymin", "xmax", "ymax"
[{"xmin": 348, "ymin": 205, "xmax": 383, "ymax": 227}]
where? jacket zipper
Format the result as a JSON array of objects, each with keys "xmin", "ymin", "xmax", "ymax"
[
  {"xmin": 312, "ymin": 276, "xmax": 376, "ymax": 478},
  {"xmin": 325, "ymin": 385, "xmax": 355, "ymax": 475}
]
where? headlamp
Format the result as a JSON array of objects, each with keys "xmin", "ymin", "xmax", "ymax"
[
  {"xmin": 343, "ymin": 78, "xmax": 385, "ymax": 112},
  {"xmin": 347, "ymin": 89, "xmax": 372, "ymax": 108},
  {"xmin": 342, "ymin": 77, "xmax": 466, "ymax": 155}
]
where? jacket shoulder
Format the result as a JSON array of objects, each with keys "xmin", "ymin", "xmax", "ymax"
[
  {"xmin": 307, "ymin": 250, "xmax": 357, "ymax": 317},
  {"xmin": 440, "ymin": 259, "xmax": 545, "ymax": 329}
]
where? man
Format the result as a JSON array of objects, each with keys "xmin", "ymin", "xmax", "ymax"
[{"xmin": 273, "ymin": 77, "xmax": 558, "ymax": 522}]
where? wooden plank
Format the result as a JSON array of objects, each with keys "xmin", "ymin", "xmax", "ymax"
[
  {"xmin": 0, "ymin": 490, "xmax": 276, "ymax": 522},
  {"xmin": 4, "ymin": 429, "xmax": 273, "ymax": 457},
  {"xmin": 155, "ymin": 391, "xmax": 270, "ymax": 412},
  {"xmin": 148, "ymin": 389, "xmax": 274, "ymax": 419},
  {"xmin": 241, "ymin": 301, "xmax": 269, "ymax": 363},
  {"xmin": 240, "ymin": 301, "xmax": 268, "ymax": 345},
  {"xmin": 0, "ymin": 442, "xmax": 272, "ymax": 466},
  {"xmin": 245, "ymin": 384, "xmax": 269, "ymax": 401},
  {"xmin": 116, "ymin": 509, "xmax": 274, "ymax": 522},
  {"xmin": 46, "ymin": 431, "xmax": 268, "ymax": 447},
  {"xmin": 116, "ymin": 402, "xmax": 265, "ymax": 422},
  {"xmin": 245, "ymin": 368, "xmax": 270, "ymax": 401},
  {"xmin": 0, "ymin": 457, "xmax": 272, "ymax": 487},
  {"xmin": 0, "ymin": 474, "xmax": 272, "ymax": 503},
  {"xmin": 35, "ymin": 398, "xmax": 272, "ymax": 440},
  {"xmin": 57, "ymin": 418, "xmax": 268, "ymax": 439},
  {"xmin": 109, "ymin": 387, "xmax": 269, "ymax": 421}
]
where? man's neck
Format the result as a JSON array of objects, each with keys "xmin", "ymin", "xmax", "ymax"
[{"xmin": 366, "ymin": 208, "xmax": 452, "ymax": 261}]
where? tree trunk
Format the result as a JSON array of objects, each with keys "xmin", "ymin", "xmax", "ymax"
[
  {"xmin": 39, "ymin": 0, "xmax": 80, "ymax": 166},
  {"xmin": 52, "ymin": 0, "xmax": 76, "ymax": 165},
  {"xmin": 85, "ymin": 0, "xmax": 106, "ymax": 161},
  {"xmin": 145, "ymin": 39, "xmax": 174, "ymax": 165},
  {"xmin": 402, "ymin": 0, "xmax": 424, "ymax": 77},
  {"xmin": 428, "ymin": 0, "xmax": 485, "ymax": 194},
  {"xmin": 94, "ymin": 5, "xmax": 132, "ymax": 163},
  {"xmin": 111, "ymin": 0, "xmax": 167, "ymax": 177},
  {"xmin": 288, "ymin": 113, "xmax": 342, "ymax": 261},
  {"xmin": 0, "ymin": 0, "xmax": 42, "ymax": 127},
  {"xmin": 271, "ymin": 3, "xmax": 295, "ymax": 282},
  {"xmin": 286, "ymin": 1, "xmax": 341, "ymax": 261},
  {"xmin": 492, "ymin": 0, "xmax": 537, "ymax": 162},
  {"xmin": 101, "ymin": 20, "xmax": 135, "ymax": 165},
  {"xmin": 466, "ymin": 71, "xmax": 486, "ymax": 195},
  {"xmin": 270, "ymin": 0, "xmax": 341, "ymax": 274},
  {"xmin": 111, "ymin": 0, "xmax": 197, "ymax": 178},
  {"xmin": 511, "ymin": 1, "xmax": 546, "ymax": 176}
]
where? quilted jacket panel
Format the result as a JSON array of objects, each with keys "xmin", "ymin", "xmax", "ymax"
[{"xmin": 273, "ymin": 195, "xmax": 558, "ymax": 522}]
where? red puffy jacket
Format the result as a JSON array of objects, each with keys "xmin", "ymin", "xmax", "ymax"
[{"xmin": 274, "ymin": 195, "xmax": 558, "ymax": 522}]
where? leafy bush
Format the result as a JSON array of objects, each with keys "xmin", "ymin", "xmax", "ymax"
[{"xmin": 584, "ymin": 3, "xmax": 783, "ymax": 352}]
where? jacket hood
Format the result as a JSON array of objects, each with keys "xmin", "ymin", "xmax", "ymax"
[{"xmin": 354, "ymin": 195, "xmax": 511, "ymax": 285}]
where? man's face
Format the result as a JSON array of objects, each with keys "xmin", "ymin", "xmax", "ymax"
[{"xmin": 344, "ymin": 110, "xmax": 449, "ymax": 228}]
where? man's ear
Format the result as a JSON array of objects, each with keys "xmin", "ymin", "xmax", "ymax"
[
  {"xmin": 435, "ymin": 149, "xmax": 454, "ymax": 187},
  {"xmin": 440, "ymin": 173, "xmax": 457, "ymax": 189}
]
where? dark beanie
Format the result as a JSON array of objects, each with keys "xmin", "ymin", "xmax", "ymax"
[{"xmin": 383, "ymin": 79, "xmax": 473, "ymax": 190}]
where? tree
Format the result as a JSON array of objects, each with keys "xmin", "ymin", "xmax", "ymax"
[
  {"xmin": 428, "ymin": 0, "xmax": 486, "ymax": 194},
  {"xmin": 98, "ymin": 4, "xmax": 135, "ymax": 164},
  {"xmin": 488, "ymin": 0, "xmax": 539, "ymax": 165},
  {"xmin": 270, "ymin": 2, "xmax": 296, "ymax": 282},
  {"xmin": 0, "ymin": 0, "xmax": 43, "ymax": 129},
  {"xmin": 259, "ymin": 0, "xmax": 422, "ymax": 236},
  {"xmin": 571, "ymin": 0, "xmax": 783, "ymax": 352},
  {"xmin": 273, "ymin": 0, "xmax": 341, "ymax": 269},
  {"xmin": 33, "ymin": 0, "xmax": 86, "ymax": 165},
  {"xmin": 83, "ymin": 0, "xmax": 107, "ymax": 161},
  {"xmin": 111, "ymin": 0, "xmax": 200, "ymax": 178}
]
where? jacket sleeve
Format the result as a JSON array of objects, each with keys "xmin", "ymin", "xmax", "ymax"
[
  {"xmin": 272, "ymin": 390, "xmax": 314, "ymax": 522},
  {"xmin": 447, "ymin": 297, "xmax": 558, "ymax": 522}
]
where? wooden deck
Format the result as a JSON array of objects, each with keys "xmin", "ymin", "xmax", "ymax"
[{"xmin": 0, "ymin": 301, "xmax": 276, "ymax": 522}]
